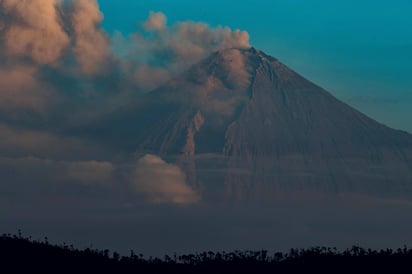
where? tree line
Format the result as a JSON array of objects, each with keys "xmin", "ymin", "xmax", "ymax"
[{"xmin": 1, "ymin": 232, "xmax": 411, "ymax": 273}]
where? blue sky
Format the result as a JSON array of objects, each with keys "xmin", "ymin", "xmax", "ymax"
[{"xmin": 99, "ymin": 0, "xmax": 412, "ymax": 132}]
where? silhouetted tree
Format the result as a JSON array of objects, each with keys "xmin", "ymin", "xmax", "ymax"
[{"xmin": 1, "ymin": 232, "xmax": 412, "ymax": 273}]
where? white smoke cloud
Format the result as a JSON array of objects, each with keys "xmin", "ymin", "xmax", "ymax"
[
  {"xmin": 143, "ymin": 11, "xmax": 167, "ymax": 32},
  {"xmin": 0, "ymin": 3, "xmax": 249, "ymax": 205},
  {"xmin": 0, "ymin": 152, "xmax": 200, "ymax": 204},
  {"xmin": 0, "ymin": 65, "xmax": 50, "ymax": 112},
  {"xmin": 132, "ymin": 154, "xmax": 200, "ymax": 205},
  {"xmin": 116, "ymin": 11, "xmax": 250, "ymax": 90},
  {"xmin": 0, "ymin": 2, "xmax": 251, "ymax": 113},
  {"xmin": 214, "ymin": 48, "xmax": 251, "ymax": 89},
  {"xmin": 71, "ymin": 0, "xmax": 110, "ymax": 75},
  {"xmin": 0, "ymin": 0, "xmax": 70, "ymax": 65}
]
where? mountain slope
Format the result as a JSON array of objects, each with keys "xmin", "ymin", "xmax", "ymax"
[
  {"xmin": 220, "ymin": 49, "xmax": 412, "ymax": 198},
  {"xmin": 84, "ymin": 48, "xmax": 412, "ymax": 199}
]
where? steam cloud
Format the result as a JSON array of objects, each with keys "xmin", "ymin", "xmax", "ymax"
[
  {"xmin": 71, "ymin": 0, "xmax": 111, "ymax": 75},
  {"xmin": 0, "ymin": 153, "xmax": 200, "ymax": 204},
  {"xmin": 0, "ymin": 0, "xmax": 250, "ymax": 115},
  {"xmin": 0, "ymin": 0, "xmax": 248, "ymax": 205},
  {"xmin": 1, "ymin": 0, "xmax": 70, "ymax": 65},
  {"xmin": 132, "ymin": 154, "xmax": 200, "ymax": 205},
  {"xmin": 119, "ymin": 11, "xmax": 250, "ymax": 90}
]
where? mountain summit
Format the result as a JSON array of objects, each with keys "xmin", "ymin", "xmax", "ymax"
[{"xmin": 90, "ymin": 48, "xmax": 412, "ymax": 200}]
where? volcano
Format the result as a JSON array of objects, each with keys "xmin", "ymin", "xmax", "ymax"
[{"xmin": 89, "ymin": 48, "xmax": 412, "ymax": 200}]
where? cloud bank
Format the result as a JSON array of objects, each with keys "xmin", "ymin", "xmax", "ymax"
[
  {"xmin": 0, "ymin": 0, "xmax": 250, "ymax": 116},
  {"xmin": 71, "ymin": 0, "xmax": 111, "ymax": 75},
  {"xmin": 116, "ymin": 11, "xmax": 250, "ymax": 90},
  {"xmin": 0, "ymin": 0, "xmax": 248, "ymax": 205},
  {"xmin": 132, "ymin": 154, "xmax": 200, "ymax": 205},
  {"xmin": 0, "ymin": 153, "xmax": 200, "ymax": 205},
  {"xmin": 0, "ymin": 124, "xmax": 113, "ymax": 162},
  {"xmin": 1, "ymin": 0, "xmax": 70, "ymax": 65},
  {"xmin": 0, "ymin": 156, "xmax": 114, "ymax": 186}
]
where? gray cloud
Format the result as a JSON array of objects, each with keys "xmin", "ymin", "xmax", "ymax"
[
  {"xmin": 0, "ymin": 0, "xmax": 70, "ymax": 65},
  {"xmin": 132, "ymin": 154, "xmax": 200, "ymax": 205},
  {"xmin": 0, "ymin": 1, "xmax": 250, "ymax": 119},
  {"xmin": 63, "ymin": 160, "xmax": 115, "ymax": 185},
  {"xmin": 143, "ymin": 11, "xmax": 167, "ymax": 32},
  {"xmin": 0, "ymin": 1, "xmax": 248, "ymax": 206},
  {"xmin": 0, "ymin": 153, "xmax": 200, "ymax": 205},
  {"xmin": 0, "ymin": 156, "xmax": 114, "ymax": 186},
  {"xmin": 0, "ymin": 124, "xmax": 106, "ymax": 160},
  {"xmin": 0, "ymin": 65, "xmax": 50, "ymax": 112},
  {"xmin": 71, "ymin": 0, "xmax": 111, "ymax": 76},
  {"xmin": 114, "ymin": 11, "xmax": 250, "ymax": 90}
]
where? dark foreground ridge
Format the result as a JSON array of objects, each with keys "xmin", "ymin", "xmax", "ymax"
[{"xmin": 1, "ymin": 233, "xmax": 411, "ymax": 274}]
